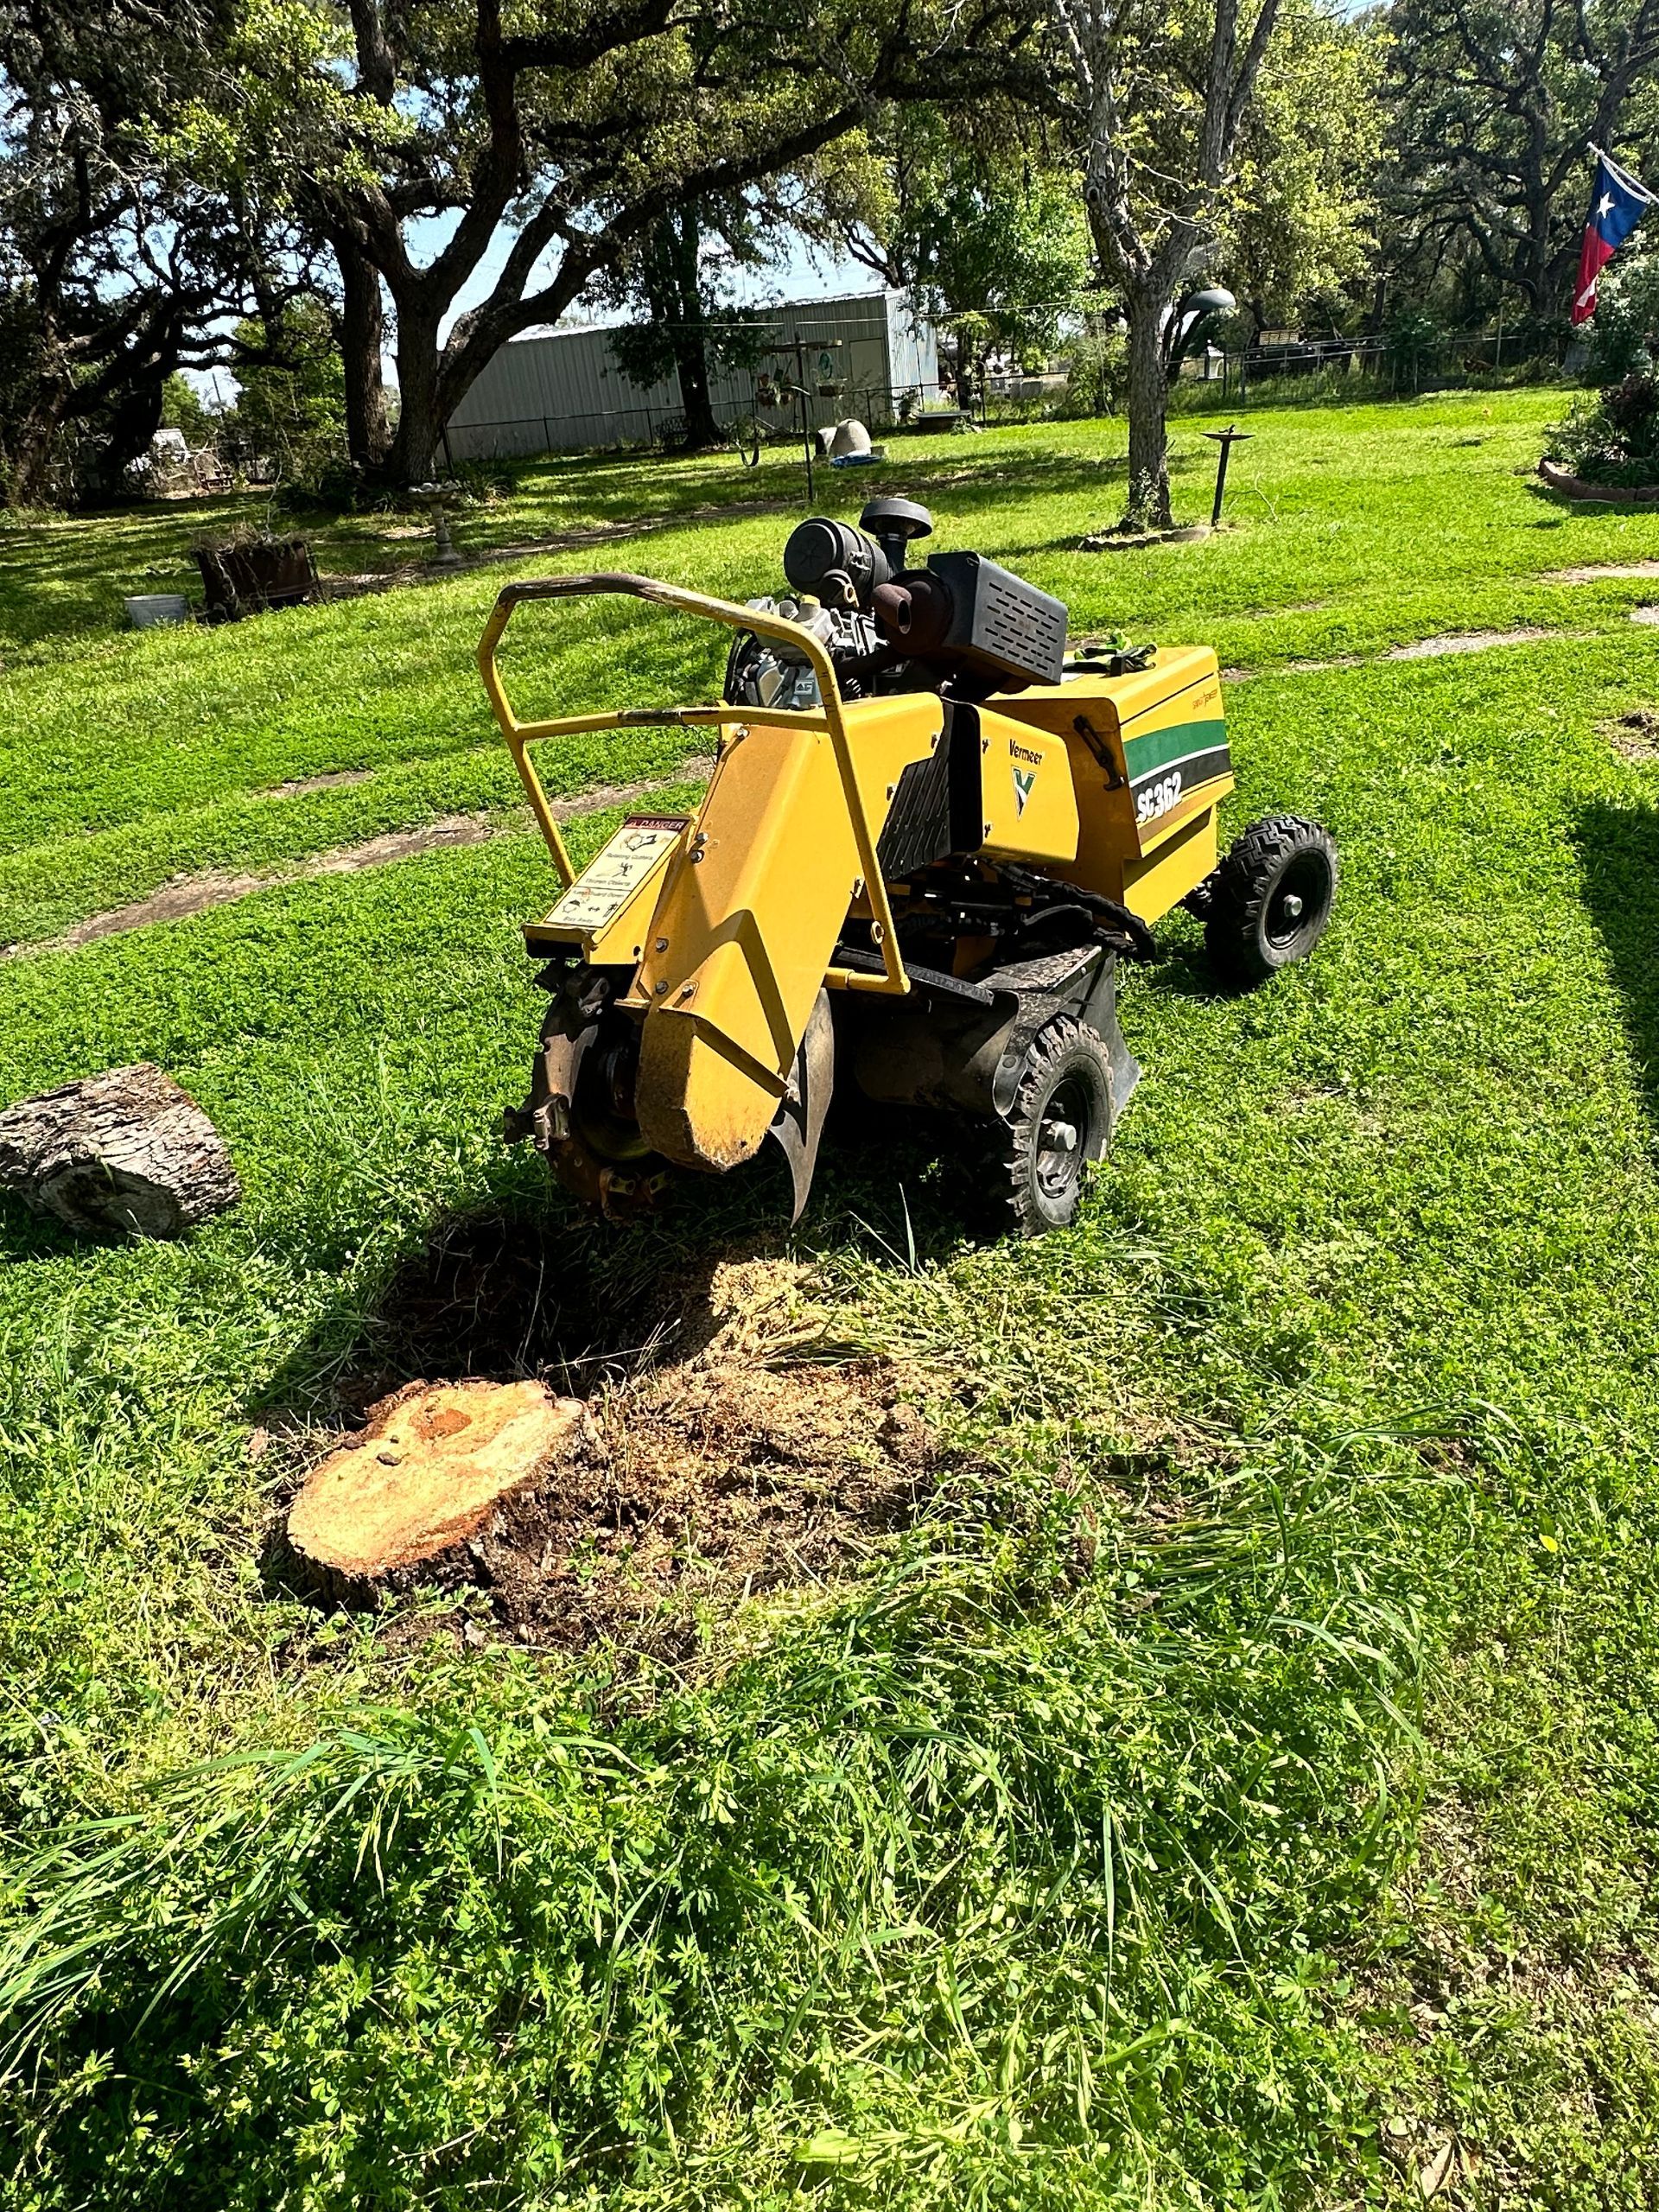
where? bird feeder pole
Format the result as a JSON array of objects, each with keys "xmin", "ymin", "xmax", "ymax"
[{"xmin": 1202, "ymin": 423, "xmax": 1254, "ymax": 526}]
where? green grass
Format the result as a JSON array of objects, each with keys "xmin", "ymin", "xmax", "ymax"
[
  {"xmin": 0, "ymin": 393, "xmax": 1649, "ymax": 946},
  {"xmin": 4, "ymin": 389, "xmax": 1659, "ymax": 2206}
]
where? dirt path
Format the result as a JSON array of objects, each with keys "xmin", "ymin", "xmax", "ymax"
[
  {"xmin": 1224, "ymin": 626, "xmax": 1569, "ymax": 681},
  {"xmin": 8, "ymin": 762, "xmax": 715, "ymax": 960},
  {"xmin": 1544, "ymin": 562, "xmax": 1659, "ymax": 584}
]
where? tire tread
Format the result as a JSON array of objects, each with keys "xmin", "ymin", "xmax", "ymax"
[{"xmin": 999, "ymin": 1014, "xmax": 1112, "ymax": 1236}]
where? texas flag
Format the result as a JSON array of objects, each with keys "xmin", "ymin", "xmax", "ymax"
[{"xmin": 1573, "ymin": 149, "xmax": 1655, "ymax": 327}]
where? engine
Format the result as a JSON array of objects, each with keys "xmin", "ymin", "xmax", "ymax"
[{"xmin": 723, "ymin": 497, "xmax": 1068, "ymax": 710}]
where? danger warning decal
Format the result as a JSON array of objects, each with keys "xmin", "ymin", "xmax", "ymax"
[{"xmin": 546, "ymin": 816, "xmax": 686, "ymax": 931}]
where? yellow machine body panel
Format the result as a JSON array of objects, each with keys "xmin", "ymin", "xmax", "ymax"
[
  {"xmin": 630, "ymin": 692, "xmax": 945, "ymax": 1172},
  {"xmin": 976, "ymin": 706, "xmax": 1081, "ymax": 866},
  {"xmin": 992, "ymin": 646, "xmax": 1232, "ymax": 920},
  {"xmin": 476, "ymin": 554, "xmax": 1338, "ymax": 1235}
]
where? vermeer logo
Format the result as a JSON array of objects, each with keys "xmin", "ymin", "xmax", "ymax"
[{"xmin": 1008, "ymin": 738, "xmax": 1042, "ymax": 815}]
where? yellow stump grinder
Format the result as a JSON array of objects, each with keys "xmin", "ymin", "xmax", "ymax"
[{"xmin": 480, "ymin": 497, "xmax": 1337, "ymax": 1235}]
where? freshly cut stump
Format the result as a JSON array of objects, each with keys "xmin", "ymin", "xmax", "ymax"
[
  {"xmin": 0, "ymin": 1063, "xmax": 239, "ymax": 1237},
  {"xmin": 287, "ymin": 1379, "xmax": 585, "ymax": 1602}
]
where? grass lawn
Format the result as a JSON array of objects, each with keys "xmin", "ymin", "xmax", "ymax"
[{"xmin": 4, "ymin": 389, "xmax": 1659, "ymax": 2207}]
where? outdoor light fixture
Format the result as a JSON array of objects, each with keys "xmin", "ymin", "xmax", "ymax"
[{"xmin": 1165, "ymin": 284, "xmax": 1237, "ymax": 373}]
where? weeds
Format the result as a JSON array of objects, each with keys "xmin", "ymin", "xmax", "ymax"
[{"xmin": 1, "ymin": 1440, "xmax": 1426, "ymax": 2207}]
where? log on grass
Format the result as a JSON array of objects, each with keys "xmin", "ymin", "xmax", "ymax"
[
  {"xmin": 0, "ymin": 1062, "xmax": 239, "ymax": 1237},
  {"xmin": 286, "ymin": 1378, "xmax": 587, "ymax": 1605}
]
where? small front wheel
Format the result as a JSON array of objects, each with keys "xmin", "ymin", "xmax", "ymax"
[
  {"xmin": 1204, "ymin": 814, "xmax": 1338, "ymax": 990},
  {"xmin": 998, "ymin": 1015, "xmax": 1115, "ymax": 1236}
]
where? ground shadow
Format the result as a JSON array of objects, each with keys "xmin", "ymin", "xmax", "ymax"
[
  {"xmin": 255, "ymin": 1198, "xmax": 734, "ymax": 1421},
  {"xmin": 0, "ymin": 1188, "xmax": 98, "ymax": 1262},
  {"xmin": 1127, "ymin": 938, "xmax": 1236, "ymax": 1005},
  {"xmin": 1522, "ymin": 479, "xmax": 1659, "ymax": 522},
  {"xmin": 256, "ymin": 1109, "xmax": 993, "ymax": 1427},
  {"xmin": 1574, "ymin": 799, "xmax": 1659, "ymax": 1135}
]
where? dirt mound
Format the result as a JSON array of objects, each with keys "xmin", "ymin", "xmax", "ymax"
[{"xmin": 477, "ymin": 1356, "xmax": 940, "ymax": 1649}]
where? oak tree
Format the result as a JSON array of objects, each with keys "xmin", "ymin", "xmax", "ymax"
[
  {"xmin": 252, "ymin": 0, "xmax": 1041, "ymax": 482},
  {"xmin": 1382, "ymin": 0, "xmax": 1659, "ymax": 328},
  {"xmin": 0, "ymin": 0, "xmax": 304, "ymax": 503}
]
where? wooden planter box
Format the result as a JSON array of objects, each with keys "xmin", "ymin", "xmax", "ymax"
[{"xmin": 194, "ymin": 537, "xmax": 320, "ymax": 620}]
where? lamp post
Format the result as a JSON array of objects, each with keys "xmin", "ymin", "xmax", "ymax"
[{"xmin": 1164, "ymin": 285, "xmax": 1237, "ymax": 380}]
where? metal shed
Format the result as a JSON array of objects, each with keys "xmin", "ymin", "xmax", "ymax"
[{"xmin": 443, "ymin": 289, "xmax": 941, "ymax": 462}]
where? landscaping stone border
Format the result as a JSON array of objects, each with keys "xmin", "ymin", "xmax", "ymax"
[
  {"xmin": 1537, "ymin": 457, "xmax": 1659, "ymax": 505},
  {"xmin": 1077, "ymin": 522, "xmax": 1212, "ymax": 552}
]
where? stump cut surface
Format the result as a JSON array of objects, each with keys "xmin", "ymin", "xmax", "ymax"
[{"xmin": 288, "ymin": 1379, "xmax": 584, "ymax": 1583}]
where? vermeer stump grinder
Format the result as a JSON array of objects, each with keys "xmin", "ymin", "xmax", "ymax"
[{"xmin": 480, "ymin": 498, "xmax": 1337, "ymax": 1235}]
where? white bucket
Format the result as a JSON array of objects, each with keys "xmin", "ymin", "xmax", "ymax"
[{"xmin": 124, "ymin": 593, "xmax": 189, "ymax": 629}]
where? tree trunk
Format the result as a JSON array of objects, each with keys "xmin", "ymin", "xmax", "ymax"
[
  {"xmin": 285, "ymin": 1378, "xmax": 585, "ymax": 1603},
  {"xmin": 384, "ymin": 311, "xmax": 444, "ymax": 483},
  {"xmin": 5, "ymin": 326, "xmax": 76, "ymax": 507},
  {"xmin": 5, "ymin": 400, "xmax": 69, "ymax": 509},
  {"xmin": 1123, "ymin": 289, "xmax": 1174, "ymax": 528},
  {"xmin": 336, "ymin": 237, "xmax": 391, "ymax": 467},
  {"xmin": 661, "ymin": 208, "xmax": 722, "ymax": 449},
  {"xmin": 0, "ymin": 1064, "xmax": 239, "ymax": 1238},
  {"xmin": 1517, "ymin": 124, "xmax": 1550, "ymax": 319},
  {"xmin": 82, "ymin": 373, "xmax": 168, "ymax": 504},
  {"xmin": 671, "ymin": 321, "xmax": 722, "ymax": 448}
]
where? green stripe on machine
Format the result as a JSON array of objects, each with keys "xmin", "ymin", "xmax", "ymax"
[{"xmin": 1122, "ymin": 715, "xmax": 1230, "ymax": 779}]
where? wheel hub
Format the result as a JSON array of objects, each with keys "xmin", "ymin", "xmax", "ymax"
[
  {"xmin": 1035, "ymin": 1076, "xmax": 1090, "ymax": 1198},
  {"xmin": 1266, "ymin": 854, "xmax": 1329, "ymax": 949}
]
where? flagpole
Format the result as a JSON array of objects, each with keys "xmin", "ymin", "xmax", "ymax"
[{"xmin": 1588, "ymin": 143, "xmax": 1659, "ymax": 204}]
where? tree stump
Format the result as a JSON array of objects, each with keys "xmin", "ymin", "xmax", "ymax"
[
  {"xmin": 0, "ymin": 1063, "xmax": 240, "ymax": 1238},
  {"xmin": 286, "ymin": 1379, "xmax": 587, "ymax": 1605}
]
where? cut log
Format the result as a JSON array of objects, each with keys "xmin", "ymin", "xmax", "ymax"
[
  {"xmin": 0, "ymin": 1063, "xmax": 239, "ymax": 1238},
  {"xmin": 286, "ymin": 1378, "xmax": 587, "ymax": 1604}
]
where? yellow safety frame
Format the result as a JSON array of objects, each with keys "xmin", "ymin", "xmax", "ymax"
[{"xmin": 477, "ymin": 571, "xmax": 909, "ymax": 996}]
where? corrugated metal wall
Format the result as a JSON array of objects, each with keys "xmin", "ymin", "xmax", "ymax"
[{"xmin": 445, "ymin": 290, "xmax": 942, "ymax": 461}]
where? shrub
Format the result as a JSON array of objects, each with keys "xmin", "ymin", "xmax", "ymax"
[
  {"xmin": 1055, "ymin": 330, "xmax": 1128, "ymax": 418},
  {"xmin": 226, "ymin": 301, "xmax": 348, "ymax": 493},
  {"xmin": 1584, "ymin": 250, "xmax": 1659, "ymax": 384},
  {"xmin": 1385, "ymin": 307, "xmax": 1441, "ymax": 390},
  {"xmin": 1548, "ymin": 372, "xmax": 1659, "ymax": 483}
]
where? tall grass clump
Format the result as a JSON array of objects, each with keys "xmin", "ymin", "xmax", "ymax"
[{"xmin": 0, "ymin": 1433, "xmax": 1449, "ymax": 2210}]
